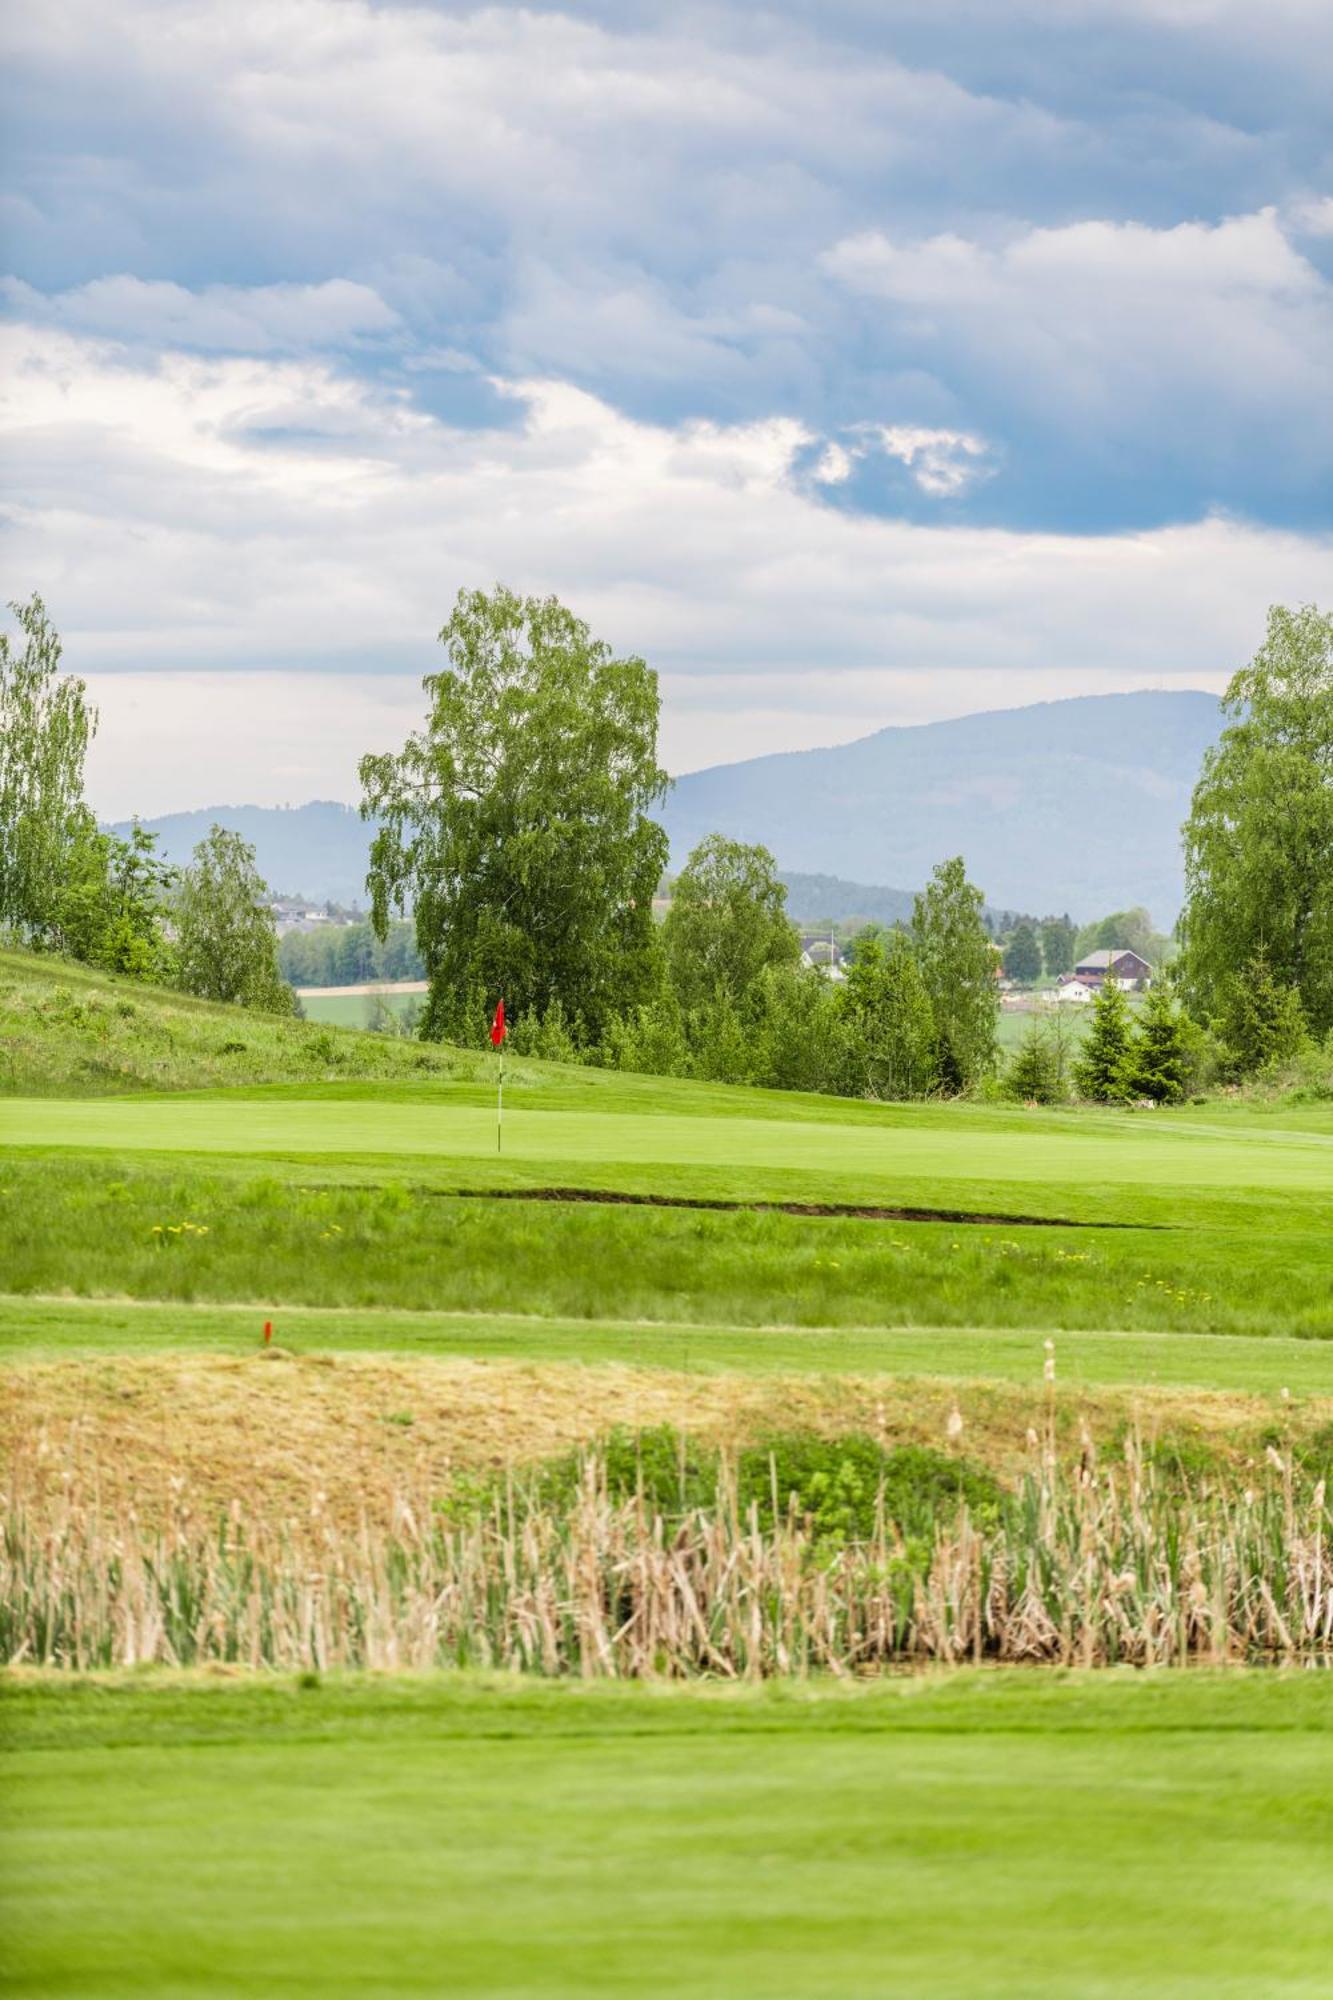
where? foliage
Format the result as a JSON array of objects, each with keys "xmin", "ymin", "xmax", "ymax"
[
  {"xmin": 173, "ymin": 827, "xmax": 294, "ymax": 1013},
  {"xmin": 1179, "ymin": 602, "xmax": 1333, "ymax": 1036},
  {"xmin": 0, "ymin": 596, "xmax": 97, "ymax": 944},
  {"xmin": 1040, "ymin": 914, "xmax": 1076, "ymax": 977},
  {"xmin": 1120, "ymin": 984, "xmax": 1192, "ymax": 1103},
  {"xmin": 842, "ymin": 929, "xmax": 937, "ymax": 1098},
  {"xmin": 599, "ymin": 990, "xmax": 692, "ymax": 1078},
  {"xmin": 662, "ymin": 835, "xmax": 799, "ymax": 1016},
  {"xmin": 910, "ymin": 856, "xmax": 999, "ymax": 1090},
  {"xmin": 1003, "ymin": 1021, "xmax": 1065, "ymax": 1104},
  {"xmin": 507, "ymin": 998, "xmax": 583, "ymax": 1064},
  {"xmin": 748, "ymin": 963, "xmax": 850, "ymax": 1096},
  {"xmin": 52, "ymin": 818, "xmax": 176, "ymax": 979},
  {"xmin": 360, "ymin": 585, "xmax": 669, "ymax": 1044},
  {"xmin": 1215, "ymin": 947, "xmax": 1308, "ymax": 1079},
  {"xmin": 1074, "ymin": 977, "xmax": 1135, "ymax": 1101},
  {"xmin": 280, "ymin": 919, "xmax": 423, "ymax": 988},
  {"xmin": 735, "ymin": 1434, "xmax": 1001, "ymax": 1541},
  {"xmin": 1002, "ymin": 921, "xmax": 1042, "ymax": 984}
]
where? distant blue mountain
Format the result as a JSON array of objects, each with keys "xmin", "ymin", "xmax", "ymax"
[
  {"xmin": 663, "ymin": 690, "xmax": 1221, "ymax": 921},
  {"xmin": 118, "ymin": 689, "xmax": 1222, "ymax": 923},
  {"xmin": 111, "ymin": 801, "xmax": 374, "ymax": 908}
]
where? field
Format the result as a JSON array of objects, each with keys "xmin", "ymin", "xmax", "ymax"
[
  {"xmin": 3, "ymin": 951, "xmax": 1332, "ymax": 1995},
  {"xmin": 294, "ymin": 981, "xmax": 425, "ymax": 1028}
]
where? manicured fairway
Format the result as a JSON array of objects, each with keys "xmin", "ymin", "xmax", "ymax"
[
  {"xmin": 5, "ymin": 1297, "xmax": 1332, "ymax": 1395},
  {"xmin": 4, "ymin": 1672, "xmax": 1332, "ymax": 1999},
  {"xmin": 6, "ymin": 1093, "xmax": 1331, "ymax": 1188}
]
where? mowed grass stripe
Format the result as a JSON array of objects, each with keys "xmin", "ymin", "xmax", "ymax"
[
  {"xmin": 5, "ymin": 1095, "xmax": 1331, "ymax": 1197},
  {"xmin": 4, "ymin": 1298, "xmax": 1330, "ymax": 1393},
  {"xmin": 4, "ymin": 1674, "xmax": 1333, "ymax": 2000}
]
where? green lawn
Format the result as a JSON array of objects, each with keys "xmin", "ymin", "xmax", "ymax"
[
  {"xmin": 5, "ymin": 1297, "xmax": 1332, "ymax": 1395},
  {"xmin": 4, "ymin": 1671, "xmax": 1332, "ymax": 1999}
]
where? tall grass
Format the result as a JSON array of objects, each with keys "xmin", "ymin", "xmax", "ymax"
[{"xmin": 4, "ymin": 1430, "xmax": 1328, "ymax": 1673}]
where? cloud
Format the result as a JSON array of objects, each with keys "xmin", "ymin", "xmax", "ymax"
[
  {"xmin": 4, "ymin": 2, "xmax": 1331, "ymax": 531},
  {"xmin": 1, "ymin": 275, "xmax": 399, "ymax": 352},
  {"xmin": 824, "ymin": 207, "xmax": 1333, "ymax": 522},
  {"xmin": 2, "ymin": 316, "xmax": 1326, "ymax": 817}
]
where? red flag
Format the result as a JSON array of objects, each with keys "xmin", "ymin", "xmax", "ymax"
[{"xmin": 490, "ymin": 997, "xmax": 506, "ymax": 1047}]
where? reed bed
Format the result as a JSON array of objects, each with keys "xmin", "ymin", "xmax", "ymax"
[{"xmin": 3, "ymin": 1435, "xmax": 1329, "ymax": 1675}]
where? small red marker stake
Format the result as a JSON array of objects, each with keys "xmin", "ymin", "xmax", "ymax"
[{"xmin": 263, "ymin": 1319, "xmax": 273, "ymax": 1346}]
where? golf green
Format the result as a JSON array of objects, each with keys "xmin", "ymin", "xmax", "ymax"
[{"xmin": 5, "ymin": 1095, "xmax": 1331, "ymax": 1201}]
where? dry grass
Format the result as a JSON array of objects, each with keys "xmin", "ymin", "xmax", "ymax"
[
  {"xmin": 5, "ymin": 1434, "xmax": 1329, "ymax": 1674},
  {"xmin": 4, "ymin": 1351, "xmax": 1326, "ymax": 1530}
]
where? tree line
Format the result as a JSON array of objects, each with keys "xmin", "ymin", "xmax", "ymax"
[
  {"xmin": 4, "ymin": 586, "xmax": 1330, "ymax": 1105},
  {"xmin": 0, "ymin": 597, "xmax": 291, "ymax": 1013}
]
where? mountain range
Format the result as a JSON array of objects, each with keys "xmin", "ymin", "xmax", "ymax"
[{"xmin": 116, "ymin": 688, "xmax": 1222, "ymax": 923}]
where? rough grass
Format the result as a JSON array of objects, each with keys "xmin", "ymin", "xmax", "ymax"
[
  {"xmin": 0, "ymin": 948, "xmax": 480, "ymax": 1096},
  {"xmin": 10, "ymin": 1346, "xmax": 1328, "ymax": 1527},
  {"xmin": 3, "ymin": 1156, "xmax": 1330, "ymax": 1337}
]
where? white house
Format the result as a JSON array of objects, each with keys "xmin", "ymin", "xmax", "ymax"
[{"xmin": 1055, "ymin": 977, "xmax": 1095, "ymax": 1004}]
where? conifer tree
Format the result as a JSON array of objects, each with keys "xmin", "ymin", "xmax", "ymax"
[
  {"xmin": 1120, "ymin": 984, "xmax": 1191, "ymax": 1103},
  {"xmin": 1073, "ymin": 976, "xmax": 1134, "ymax": 1101},
  {"xmin": 1004, "ymin": 1022, "xmax": 1063, "ymax": 1103}
]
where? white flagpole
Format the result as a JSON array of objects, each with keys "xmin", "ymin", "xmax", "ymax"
[{"xmin": 496, "ymin": 1012, "xmax": 504, "ymax": 1154}]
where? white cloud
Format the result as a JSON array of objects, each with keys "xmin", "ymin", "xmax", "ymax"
[
  {"xmin": 1, "ymin": 275, "xmax": 398, "ymax": 352},
  {"xmin": 824, "ymin": 207, "xmax": 1333, "ymax": 478},
  {"xmin": 1, "ymin": 317, "xmax": 1327, "ymax": 816},
  {"xmin": 872, "ymin": 425, "xmax": 990, "ymax": 496}
]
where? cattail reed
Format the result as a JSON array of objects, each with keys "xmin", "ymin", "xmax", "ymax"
[{"xmin": 2, "ymin": 1436, "xmax": 1329, "ymax": 1675}]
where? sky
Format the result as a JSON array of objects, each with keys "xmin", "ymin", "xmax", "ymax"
[{"xmin": 2, "ymin": 0, "xmax": 1331, "ymax": 817}]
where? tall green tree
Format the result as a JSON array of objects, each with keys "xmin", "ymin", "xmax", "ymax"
[
  {"xmin": 663, "ymin": 835, "xmax": 799, "ymax": 1016},
  {"xmin": 1073, "ymin": 976, "xmax": 1134, "ymax": 1101},
  {"xmin": 1003, "ymin": 1022, "xmax": 1064, "ymax": 1104},
  {"xmin": 842, "ymin": 929, "xmax": 937, "ymax": 1099},
  {"xmin": 174, "ymin": 826, "xmax": 292, "ymax": 1012},
  {"xmin": 54, "ymin": 819, "xmax": 175, "ymax": 978},
  {"xmin": 1002, "ymin": 921, "xmax": 1042, "ymax": 984},
  {"xmin": 360, "ymin": 587, "xmax": 668, "ymax": 1042},
  {"xmin": 0, "ymin": 596, "xmax": 97, "ymax": 942},
  {"xmin": 910, "ymin": 856, "xmax": 999, "ymax": 1090},
  {"xmin": 1040, "ymin": 914, "xmax": 1076, "ymax": 978},
  {"xmin": 1120, "ymin": 984, "xmax": 1191, "ymax": 1103},
  {"xmin": 750, "ymin": 964, "xmax": 850, "ymax": 1096},
  {"xmin": 1179, "ymin": 603, "xmax": 1333, "ymax": 1035},
  {"xmin": 1215, "ymin": 947, "xmax": 1308, "ymax": 1078}
]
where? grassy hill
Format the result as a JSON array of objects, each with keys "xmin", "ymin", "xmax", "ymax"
[{"xmin": 0, "ymin": 949, "xmax": 479, "ymax": 1096}]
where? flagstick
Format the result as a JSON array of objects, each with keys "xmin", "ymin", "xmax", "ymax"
[{"xmin": 497, "ymin": 1039, "xmax": 504, "ymax": 1154}]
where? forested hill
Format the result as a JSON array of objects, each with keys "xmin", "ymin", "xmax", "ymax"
[
  {"xmin": 666, "ymin": 689, "xmax": 1221, "ymax": 920},
  {"xmin": 116, "ymin": 688, "xmax": 1221, "ymax": 922}
]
